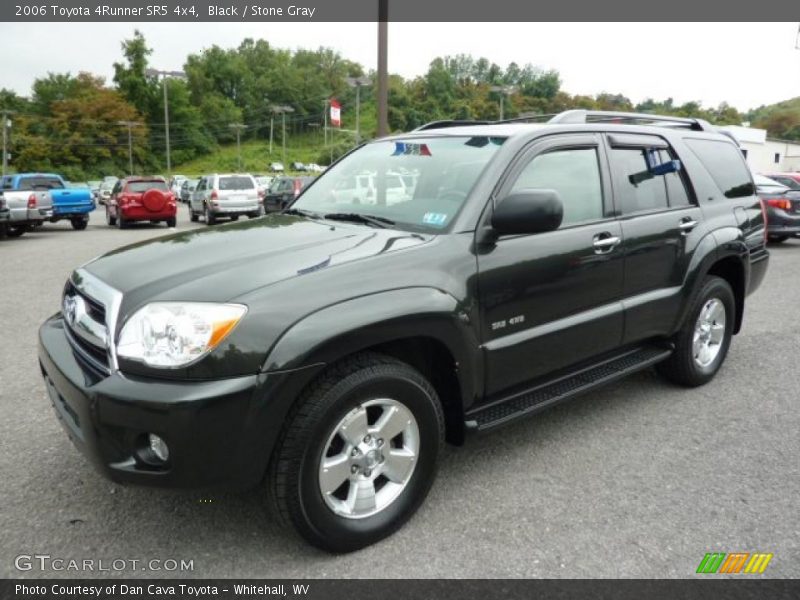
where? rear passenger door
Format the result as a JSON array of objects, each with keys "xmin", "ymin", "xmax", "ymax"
[{"xmin": 605, "ymin": 134, "xmax": 703, "ymax": 343}]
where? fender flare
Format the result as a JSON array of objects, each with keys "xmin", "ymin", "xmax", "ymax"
[{"xmin": 263, "ymin": 286, "xmax": 481, "ymax": 407}]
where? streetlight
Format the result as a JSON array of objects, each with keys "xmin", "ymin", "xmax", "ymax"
[
  {"xmin": 377, "ymin": 0, "xmax": 389, "ymax": 137},
  {"xmin": 145, "ymin": 68, "xmax": 185, "ymax": 176},
  {"xmin": 1, "ymin": 109, "xmax": 14, "ymax": 177},
  {"xmin": 229, "ymin": 123, "xmax": 246, "ymax": 171},
  {"xmin": 117, "ymin": 120, "xmax": 142, "ymax": 175},
  {"xmin": 490, "ymin": 85, "xmax": 517, "ymax": 120},
  {"xmin": 346, "ymin": 76, "xmax": 372, "ymax": 144},
  {"xmin": 271, "ymin": 105, "xmax": 294, "ymax": 166}
]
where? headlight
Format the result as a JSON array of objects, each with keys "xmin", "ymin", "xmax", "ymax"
[{"xmin": 117, "ymin": 302, "xmax": 247, "ymax": 368}]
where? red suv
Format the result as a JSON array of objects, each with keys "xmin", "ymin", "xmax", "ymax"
[{"xmin": 106, "ymin": 177, "xmax": 177, "ymax": 229}]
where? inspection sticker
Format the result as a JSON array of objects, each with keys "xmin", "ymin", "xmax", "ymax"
[
  {"xmin": 392, "ymin": 142, "xmax": 432, "ymax": 156},
  {"xmin": 423, "ymin": 212, "xmax": 448, "ymax": 227}
]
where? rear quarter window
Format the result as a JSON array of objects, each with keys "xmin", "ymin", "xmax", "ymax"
[{"xmin": 684, "ymin": 138, "xmax": 754, "ymax": 199}]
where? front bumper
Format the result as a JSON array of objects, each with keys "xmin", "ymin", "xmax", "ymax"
[{"xmin": 38, "ymin": 314, "xmax": 275, "ymax": 490}]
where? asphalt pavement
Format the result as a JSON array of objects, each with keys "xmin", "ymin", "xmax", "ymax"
[{"xmin": 1, "ymin": 208, "xmax": 798, "ymax": 578}]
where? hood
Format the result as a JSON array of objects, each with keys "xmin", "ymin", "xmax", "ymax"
[{"xmin": 84, "ymin": 214, "xmax": 432, "ymax": 304}]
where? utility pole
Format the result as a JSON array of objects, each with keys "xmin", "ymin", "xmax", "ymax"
[
  {"xmin": 118, "ymin": 120, "xmax": 142, "ymax": 176},
  {"xmin": 229, "ymin": 123, "xmax": 246, "ymax": 171},
  {"xmin": 271, "ymin": 105, "xmax": 294, "ymax": 166},
  {"xmin": 269, "ymin": 114, "xmax": 274, "ymax": 154},
  {"xmin": 490, "ymin": 85, "xmax": 517, "ymax": 120},
  {"xmin": 377, "ymin": 0, "xmax": 389, "ymax": 137},
  {"xmin": 1, "ymin": 110, "xmax": 15, "ymax": 177},
  {"xmin": 145, "ymin": 68, "xmax": 185, "ymax": 176},
  {"xmin": 346, "ymin": 77, "xmax": 372, "ymax": 144}
]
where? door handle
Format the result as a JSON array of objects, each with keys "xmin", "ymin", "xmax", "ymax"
[
  {"xmin": 593, "ymin": 234, "xmax": 621, "ymax": 253},
  {"xmin": 679, "ymin": 218, "xmax": 698, "ymax": 233}
]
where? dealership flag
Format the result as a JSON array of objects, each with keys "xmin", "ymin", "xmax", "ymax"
[{"xmin": 330, "ymin": 99, "xmax": 341, "ymax": 127}]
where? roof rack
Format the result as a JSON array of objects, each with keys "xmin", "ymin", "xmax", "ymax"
[
  {"xmin": 413, "ymin": 110, "xmax": 716, "ymax": 133},
  {"xmin": 414, "ymin": 119, "xmax": 492, "ymax": 131},
  {"xmin": 548, "ymin": 109, "xmax": 715, "ymax": 132}
]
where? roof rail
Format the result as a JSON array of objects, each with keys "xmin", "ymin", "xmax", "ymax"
[
  {"xmin": 548, "ymin": 109, "xmax": 714, "ymax": 132},
  {"xmin": 413, "ymin": 119, "xmax": 491, "ymax": 131}
]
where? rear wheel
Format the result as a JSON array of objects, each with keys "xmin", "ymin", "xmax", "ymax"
[
  {"xmin": 656, "ymin": 276, "xmax": 734, "ymax": 387},
  {"xmin": 230, "ymin": 215, "xmax": 239, "ymax": 221},
  {"xmin": 6, "ymin": 224, "xmax": 28, "ymax": 238},
  {"xmin": 117, "ymin": 213, "xmax": 128, "ymax": 230},
  {"xmin": 189, "ymin": 206, "xmax": 198, "ymax": 222},
  {"xmin": 205, "ymin": 205, "xmax": 216, "ymax": 225},
  {"xmin": 166, "ymin": 217, "xmax": 176, "ymax": 228},
  {"xmin": 268, "ymin": 353, "xmax": 444, "ymax": 553},
  {"xmin": 70, "ymin": 217, "xmax": 88, "ymax": 230},
  {"xmin": 768, "ymin": 235, "xmax": 788, "ymax": 244},
  {"xmin": 106, "ymin": 208, "xmax": 116, "ymax": 227}
]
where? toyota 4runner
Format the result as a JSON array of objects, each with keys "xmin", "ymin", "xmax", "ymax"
[{"xmin": 39, "ymin": 110, "xmax": 769, "ymax": 552}]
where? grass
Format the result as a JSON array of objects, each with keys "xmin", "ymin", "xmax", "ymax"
[{"xmin": 172, "ymin": 131, "xmax": 352, "ymax": 176}]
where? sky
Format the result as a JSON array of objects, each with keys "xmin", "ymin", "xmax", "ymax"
[{"xmin": 1, "ymin": 22, "xmax": 799, "ymax": 112}]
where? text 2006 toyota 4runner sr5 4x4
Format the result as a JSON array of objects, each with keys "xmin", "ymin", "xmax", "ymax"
[{"xmin": 39, "ymin": 110, "xmax": 769, "ymax": 552}]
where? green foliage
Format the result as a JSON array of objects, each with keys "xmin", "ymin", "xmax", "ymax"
[{"xmin": 748, "ymin": 97, "xmax": 800, "ymax": 141}]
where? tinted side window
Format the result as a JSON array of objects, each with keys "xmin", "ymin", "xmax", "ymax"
[
  {"xmin": 684, "ymin": 139, "xmax": 754, "ymax": 198},
  {"xmin": 511, "ymin": 148, "xmax": 603, "ymax": 226},
  {"xmin": 611, "ymin": 148, "xmax": 669, "ymax": 214}
]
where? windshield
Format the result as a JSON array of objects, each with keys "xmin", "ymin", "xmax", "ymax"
[{"xmin": 293, "ymin": 136, "xmax": 505, "ymax": 232}]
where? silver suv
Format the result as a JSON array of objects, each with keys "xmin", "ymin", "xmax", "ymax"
[{"xmin": 189, "ymin": 173, "xmax": 262, "ymax": 225}]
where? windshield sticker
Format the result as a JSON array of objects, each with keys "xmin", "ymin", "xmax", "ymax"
[
  {"xmin": 423, "ymin": 212, "xmax": 448, "ymax": 227},
  {"xmin": 392, "ymin": 142, "xmax": 432, "ymax": 157}
]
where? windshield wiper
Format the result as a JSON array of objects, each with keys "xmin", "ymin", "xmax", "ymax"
[
  {"xmin": 322, "ymin": 212, "xmax": 395, "ymax": 228},
  {"xmin": 283, "ymin": 208, "xmax": 320, "ymax": 218}
]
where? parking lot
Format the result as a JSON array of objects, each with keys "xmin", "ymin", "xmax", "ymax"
[{"xmin": 0, "ymin": 208, "xmax": 798, "ymax": 578}]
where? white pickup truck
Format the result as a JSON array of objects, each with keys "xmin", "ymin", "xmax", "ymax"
[{"xmin": 0, "ymin": 174, "xmax": 55, "ymax": 238}]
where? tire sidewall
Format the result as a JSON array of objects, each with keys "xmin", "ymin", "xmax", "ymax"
[{"xmin": 296, "ymin": 366, "xmax": 441, "ymax": 551}]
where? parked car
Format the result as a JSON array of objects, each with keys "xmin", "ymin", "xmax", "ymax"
[
  {"xmin": 305, "ymin": 163, "xmax": 324, "ymax": 173},
  {"xmin": 264, "ymin": 176, "xmax": 314, "ymax": 211},
  {"xmin": 105, "ymin": 176, "xmax": 176, "ymax": 229},
  {"xmin": 97, "ymin": 177, "xmax": 118, "ymax": 205},
  {"xmin": 254, "ymin": 175, "xmax": 274, "ymax": 196},
  {"xmin": 762, "ymin": 172, "xmax": 800, "ymax": 191},
  {"xmin": 753, "ymin": 173, "xmax": 800, "ymax": 243},
  {"xmin": 189, "ymin": 173, "xmax": 261, "ymax": 225},
  {"xmin": 180, "ymin": 178, "xmax": 199, "ymax": 204},
  {"xmin": 87, "ymin": 180, "xmax": 102, "ymax": 200},
  {"xmin": 169, "ymin": 175, "xmax": 187, "ymax": 199},
  {"xmin": 290, "ymin": 161, "xmax": 307, "ymax": 172},
  {"xmin": 38, "ymin": 110, "xmax": 769, "ymax": 553},
  {"xmin": 269, "ymin": 162, "xmax": 285, "ymax": 173},
  {"xmin": 330, "ymin": 171, "xmax": 410, "ymax": 206},
  {"xmin": 0, "ymin": 174, "xmax": 57, "ymax": 236}
]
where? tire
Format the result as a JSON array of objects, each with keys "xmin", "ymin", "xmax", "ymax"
[
  {"xmin": 70, "ymin": 218, "xmax": 88, "ymax": 231},
  {"xmin": 106, "ymin": 209, "xmax": 116, "ymax": 227},
  {"xmin": 768, "ymin": 235, "xmax": 788, "ymax": 244},
  {"xmin": 205, "ymin": 205, "xmax": 216, "ymax": 226},
  {"xmin": 166, "ymin": 217, "xmax": 176, "ymax": 228},
  {"xmin": 6, "ymin": 224, "xmax": 28, "ymax": 238},
  {"xmin": 189, "ymin": 206, "xmax": 198, "ymax": 222},
  {"xmin": 230, "ymin": 215, "xmax": 239, "ymax": 221},
  {"xmin": 117, "ymin": 213, "xmax": 128, "ymax": 230},
  {"xmin": 268, "ymin": 352, "xmax": 445, "ymax": 553},
  {"xmin": 656, "ymin": 276, "xmax": 735, "ymax": 387}
]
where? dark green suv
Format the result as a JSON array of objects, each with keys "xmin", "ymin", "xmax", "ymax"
[{"xmin": 39, "ymin": 110, "xmax": 768, "ymax": 552}]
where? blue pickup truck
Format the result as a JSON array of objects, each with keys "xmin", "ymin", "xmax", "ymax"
[{"xmin": 0, "ymin": 173, "xmax": 95, "ymax": 230}]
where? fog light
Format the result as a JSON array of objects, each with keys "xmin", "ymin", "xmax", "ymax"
[{"xmin": 148, "ymin": 434, "xmax": 169, "ymax": 462}]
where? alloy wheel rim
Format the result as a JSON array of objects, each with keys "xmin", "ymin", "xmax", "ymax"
[
  {"xmin": 693, "ymin": 298, "xmax": 726, "ymax": 368},
  {"xmin": 318, "ymin": 398, "xmax": 419, "ymax": 519}
]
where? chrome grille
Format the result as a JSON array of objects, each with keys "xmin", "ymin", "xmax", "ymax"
[{"xmin": 62, "ymin": 269, "xmax": 123, "ymax": 375}]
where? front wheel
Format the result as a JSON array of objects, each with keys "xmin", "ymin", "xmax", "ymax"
[
  {"xmin": 268, "ymin": 353, "xmax": 445, "ymax": 553},
  {"xmin": 656, "ymin": 276, "xmax": 735, "ymax": 387}
]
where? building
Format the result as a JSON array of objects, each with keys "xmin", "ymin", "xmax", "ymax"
[{"xmin": 719, "ymin": 125, "xmax": 800, "ymax": 173}]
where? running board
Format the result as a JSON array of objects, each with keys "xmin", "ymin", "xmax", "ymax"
[{"xmin": 466, "ymin": 345, "xmax": 672, "ymax": 432}]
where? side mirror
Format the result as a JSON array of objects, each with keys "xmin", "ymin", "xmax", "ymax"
[{"xmin": 490, "ymin": 189, "xmax": 564, "ymax": 236}]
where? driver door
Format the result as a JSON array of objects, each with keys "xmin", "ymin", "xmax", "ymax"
[{"xmin": 477, "ymin": 134, "xmax": 625, "ymax": 398}]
